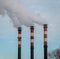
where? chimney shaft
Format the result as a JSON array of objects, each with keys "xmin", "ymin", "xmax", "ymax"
[
  {"xmin": 18, "ymin": 27, "xmax": 22, "ymax": 59},
  {"xmin": 30, "ymin": 26, "xmax": 34, "ymax": 59},
  {"xmin": 44, "ymin": 24, "xmax": 48, "ymax": 59}
]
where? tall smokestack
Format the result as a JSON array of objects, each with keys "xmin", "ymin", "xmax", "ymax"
[
  {"xmin": 30, "ymin": 26, "xmax": 34, "ymax": 59},
  {"xmin": 44, "ymin": 24, "xmax": 48, "ymax": 59},
  {"xmin": 18, "ymin": 27, "xmax": 22, "ymax": 59}
]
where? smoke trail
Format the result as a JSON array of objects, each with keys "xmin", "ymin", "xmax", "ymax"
[{"xmin": 0, "ymin": 0, "xmax": 47, "ymax": 27}]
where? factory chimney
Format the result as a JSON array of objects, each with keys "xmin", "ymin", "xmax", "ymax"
[
  {"xmin": 30, "ymin": 26, "xmax": 34, "ymax": 59},
  {"xmin": 44, "ymin": 24, "xmax": 48, "ymax": 59},
  {"xmin": 18, "ymin": 27, "xmax": 22, "ymax": 59}
]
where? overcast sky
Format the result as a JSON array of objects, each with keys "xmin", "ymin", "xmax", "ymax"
[{"xmin": 0, "ymin": 0, "xmax": 60, "ymax": 59}]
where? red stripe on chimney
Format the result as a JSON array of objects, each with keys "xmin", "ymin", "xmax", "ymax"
[
  {"xmin": 44, "ymin": 41, "xmax": 47, "ymax": 46},
  {"xmin": 44, "ymin": 34, "xmax": 47, "ymax": 38},
  {"xmin": 18, "ymin": 44, "xmax": 21, "ymax": 48}
]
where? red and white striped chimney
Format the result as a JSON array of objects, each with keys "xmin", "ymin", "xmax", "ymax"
[
  {"xmin": 30, "ymin": 26, "xmax": 34, "ymax": 59},
  {"xmin": 18, "ymin": 27, "xmax": 22, "ymax": 59},
  {"xmin": 44, "ymin": 24, "xmax": 48, "ymax": 59}
]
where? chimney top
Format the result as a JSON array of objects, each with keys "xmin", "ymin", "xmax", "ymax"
[
  {"xmin": 18, "ymin": 27, "xmax": 21, "ymax": 31},
  {"xmin": 44, "ymin": 24, "xmax": 47, "ymax": 28}
]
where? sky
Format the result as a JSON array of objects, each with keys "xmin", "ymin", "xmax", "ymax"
[{"xmin": 0, "ymin": 0, "xmax": 60, "ymax": 59}]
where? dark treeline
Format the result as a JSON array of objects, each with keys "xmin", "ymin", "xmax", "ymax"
[{"xmin": 48, "ymin": 48, "xmax": 60, "ymax": 59}]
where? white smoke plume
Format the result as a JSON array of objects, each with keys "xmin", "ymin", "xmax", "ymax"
[{"xmin": 0, "ymin": 0, "xmax": 47, "ymax": 28}]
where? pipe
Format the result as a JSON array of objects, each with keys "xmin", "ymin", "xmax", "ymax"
[
  {"xmin": 18, "ymin": 27, "xmax": 22, "ymax": 59},
  {"xmin": 44, "ymin": 24, "xmax": 48, "ymax": 59},
  {"xmin": 30, "ymin": 26, "xmax": 34, "ymax": 59}
]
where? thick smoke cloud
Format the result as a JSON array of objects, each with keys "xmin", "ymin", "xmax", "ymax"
[{"xmin": 0, "ymin": 0, "xmax": 47, "ymax": 28}]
